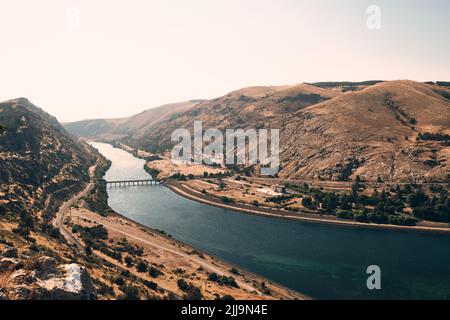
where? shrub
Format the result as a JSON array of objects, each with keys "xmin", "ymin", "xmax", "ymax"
[
  {"xmin": 184, "ymin": 286, "xmax": 203, "ymax": 300},
  {"xmin": 177, "ymin": 279, "xmax": 191, "ymax": 292},
  {"xmin": 230, "ymin": 267, "xmax": 240, "ymax": 275},
  {"xmin": 215, "ymin": 294, "xmax": 235, "ymax": 300},
  {"xmin": 118, "ymin": 285, "xmax": 140, "ymax": 300},
  {"xmin": 388, "ymin": 215, "xmax": 417, "ymax": 226},
  {"xmin": 302, "ymin": 196, "xmax": 312, "ymax": 207},
  {"xmin": 336, "ymin": 209, "xmax": 353, "ymax": 219},
  {"xmin": 221, "ymin": 196, "xmax": 234, "ymax": 204},
  {"xmin": 143, "ymin": 280, "xmax": 158, "ymax": 291},
  {"xmin": 124, "ymin": 256, "xmax": 133, "ymax": 267},
  {"xmin": 149, "ymin": 266, "xmax": 163, "ymax": 278},
  {"xmin": 113, "ymin": 276, "xmax": 125, "ymax": 286},
  {"xmin": 207, "ymin": 272, "xmax": 219, "ymax": 282},
  {"xmin": 208, "ymin": 273, "xmax": 239, "ymax": 288},
  {"xmin": 136, "ymin": 261, "xmax": 148, "ymax": 273}
]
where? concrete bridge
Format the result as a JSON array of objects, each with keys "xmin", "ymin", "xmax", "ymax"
[{"xmin": 106, "ymin": 179, "xmax": 159, "ymax": 187}]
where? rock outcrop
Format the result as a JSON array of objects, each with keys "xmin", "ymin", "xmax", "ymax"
[{"xmin": 0, "ymin": 246, "xmax": 96, "ymax": 300}]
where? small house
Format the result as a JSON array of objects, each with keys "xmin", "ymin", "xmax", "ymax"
[{"xmin": 273, "ymin": 185, "xmax": 286, "ymax": 194}]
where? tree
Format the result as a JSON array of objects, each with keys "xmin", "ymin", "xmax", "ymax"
[
  {"xmin": 124, "ymin": 256, "xmax": 133, "ymax": 267},
  {"xmin": 149, "ymin": 266, "xmax": 162, "ymax": 278},
  {"xmin": 323, "ymin": 193, "xmax": 338, "ymax": 213},
  {"xmin": 207, "ymin": 272, "xmax": 219, "ymax": 282},
  {"xmin": 114, "ymin": 276, "xmax": 125, "ymax": 286},
  {"xmin": 177, "ymin": 278, "xmax": 191, "ymax": 291},
  {"xmin": 407, "ymin": 190, "xmax": 428, "ymax": 208},
  {"xmin": 84, "ymin": 245, "xmax": 93, "ymax": 255},
  {"xmin": 216, "ymin": 294, "xmax": 235, "ymax": 300},
  {"xmin": 136, "ymin": 261, "xmax": 148, "ymax": 273},
  {"xmin": 119, "ymin": 285, "xmax": 140, "ymax": 300},
  {"xmin": 351, "ymin": 182, "xmax": 359, "ymax": 199},
  {"xmin": 184, "ymin": 286, "xmax": 203, "ymax": 300},
  {"xmin": 302, "ymin": 196, "xmax": 312, "ymax": 207}
]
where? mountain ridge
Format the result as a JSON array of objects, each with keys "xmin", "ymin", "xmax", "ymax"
[{"xmin": 64, "ymin": 80, "xmax": 450, "ymax": 182}]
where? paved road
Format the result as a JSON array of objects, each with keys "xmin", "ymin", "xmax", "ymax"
[{"xmin": 53, "ymin": 165, "xmax": 96, "ymax": 250}]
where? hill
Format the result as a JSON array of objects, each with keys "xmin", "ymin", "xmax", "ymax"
[
  {"xmin": 65, "ymin": 81, "xmax": 450, "ymax": 182},
  {"xmin": 0, "ymin": 98, "xmax": 99, "ymax": 219},
  {"xmin": 1, "ymin": 98, "xmax": 288, "ymax": 300},
  {"xmin": 64, "ymin": 100, "xmax": 201, "ymax": 141}
]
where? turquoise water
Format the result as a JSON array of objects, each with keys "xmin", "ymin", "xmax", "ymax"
[{"xmin": 90, "ymin": 142, "xmax": 450, "ymax": 300}]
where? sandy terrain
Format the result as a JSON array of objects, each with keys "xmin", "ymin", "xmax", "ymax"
[
  {"xmin": 65, "ymin": 206, "xmax": 306, "ymax": 300},
  {"xmin": 147, "ymin": 158, "xmax": 225, "ymax": 179},
  {"xmin": 183, "ymin": 178, "xmax": 306, "ymax": 211}
]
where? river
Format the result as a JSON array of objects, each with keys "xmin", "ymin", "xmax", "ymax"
[{"xmin": 90, "ymin": 142, "xmax": 450, "ymax": 299}]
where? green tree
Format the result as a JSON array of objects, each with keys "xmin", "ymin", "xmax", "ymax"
[
  {"xmin": 302, "ymin": 196, "xmax": 313, "ymax": 207},
  {"xmin": 407, "ymin": 190, "xmax": 428, "ymax": 208},
  {"xmin": 177, "ymin": 278, "xmax": 191, "ymax": 291},
  {"xmin": 136, "ymin": 261, "xmax": 148, "ymax": 273},
  {"xmin": 323, "ymin": 193, "xmax": 338, "ymax": 213},
  {"xmin": 119, "ymin": 285, "xmax": 140, "ymax": 300}
]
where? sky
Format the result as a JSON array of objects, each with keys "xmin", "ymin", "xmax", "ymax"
[{"xmin": 0, "ymin": 0, "xmax": 449, "ymax": 122}]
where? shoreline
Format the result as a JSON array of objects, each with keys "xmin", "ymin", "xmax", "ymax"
[
  {"xmin": 165, "ymin": 181, "xmax": 450, "ymax": 236},
  {"xmin": 82, "ymin": 145, "xmax": 309, "ymax": 299},
  {"xmin": 105, "ymin": 209, "xmax": 311, "ymax": 300}
]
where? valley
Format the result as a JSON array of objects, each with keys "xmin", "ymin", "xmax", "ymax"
[
  {"xmin": 1, "ymin": 79, "xmax": 449, "ymax": 300},
  {"xmin": 1, "ymin": 99, "xmax": 292, "ymax": 300}
]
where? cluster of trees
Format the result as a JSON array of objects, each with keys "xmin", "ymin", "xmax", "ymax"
[
  {"xmin": 417, "ymin": 132, "xmax": 450, "ymax": 145},
  {"xmin": 408, "ymin": 190, "xmax": 450, "ymax": 222},
  {"xmin": 207, "ymin": 272, "xmax": 239, "ymax": 288},
  {"xmin": 12, "ymin": 211, "xmax": 35, "ymax": 237},
  {"xmin": 418, "ymin": 132, "xmax": 450, "ymax": 141},
  {"xmin": 177, "ymin": 279, "xmax": 203, "ymax": 300},
  {"xmin": 203, "ymin": 171, "xmax": 231, "ymax": 179},
  {"xmin": 85, "ymin": 160, "xmax": 112, "ymax": 216},
  {"xmin": 144, "ymin": 166, "xmax": 160, "ymax": 179},
  {"xmin": 286, "ymin": 180, "xmax": 450, "ymax": 225},
  {"xmin": 72, "ymin": 224, "xmax": 113, "ymax": 256}
]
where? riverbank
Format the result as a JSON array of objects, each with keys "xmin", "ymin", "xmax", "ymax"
[
  {"xmin": 166, "ymin": 181, "xmax": 450, "ymax": 235},
  {"xmin": 74, "ymin": 142, "xmax": 308, "ymax": 299},
  {"xmin": 65, "ymin": 203, "xmax": 307, "ymax": 300}
]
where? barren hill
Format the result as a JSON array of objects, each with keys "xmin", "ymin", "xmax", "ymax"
[
  {"xmin": 65, "ymin": 100, "xmax": 200, "ymax": 141},
  {"xmin": 280, "ymin": 80, "xmax": 450, "ymax": 182},
  {"xmin": 65, "ymin": 80, "xmax": 450, "ymax": 182},
  {"xmin": 0, "ymin": 98, "xmax": 99, "ymax": 218}
]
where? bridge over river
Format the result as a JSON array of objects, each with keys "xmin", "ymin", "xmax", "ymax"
[{"xmin": 106, "ymin": 179, "xmax": 160, "ymax": 187}]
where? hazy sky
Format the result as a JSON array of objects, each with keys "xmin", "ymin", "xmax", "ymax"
[{"xmin": 0, "ymin": 0, "xmax": 449, "ymax": 122}]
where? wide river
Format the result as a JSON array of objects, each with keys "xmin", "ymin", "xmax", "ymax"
[{"xmin": 91, "ymin": 142, "xmax": 450, "ymax": 299}]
